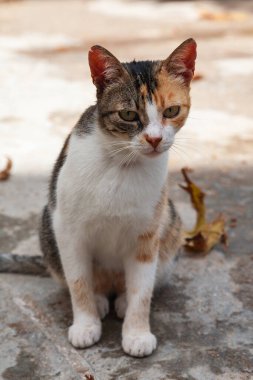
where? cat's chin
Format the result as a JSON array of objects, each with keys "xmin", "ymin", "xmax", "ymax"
[{"xmin": 143, "ymin": 150, "xmax": 163, "ymax": 158}]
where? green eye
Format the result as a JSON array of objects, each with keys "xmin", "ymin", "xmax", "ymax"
[
  {"xmin": 163, "ymin": 106, "xmax": 180, "ymax": 119},
  {"xmin": 119, "ymin": 110, "xmax": 139, "ymax": 122}
]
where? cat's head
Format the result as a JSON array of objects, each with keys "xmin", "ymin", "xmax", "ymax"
[{"xmin": 88, "ymin": 39, "xmax": 197, "ymax": 163}]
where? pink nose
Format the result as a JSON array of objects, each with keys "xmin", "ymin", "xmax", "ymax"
[{"xmin": 144, "ymin": 134, "xmax": 162, "ymax": 149}]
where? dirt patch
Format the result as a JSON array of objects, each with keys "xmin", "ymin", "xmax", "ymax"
[{"xmin": 2, "ymin": 349, "xmax": 40, "ymax": 380}]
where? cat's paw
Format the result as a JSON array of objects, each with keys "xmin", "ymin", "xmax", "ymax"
[
  {"xmin": 122, "ymin": 331, "xmax": 157, "ymax": 357},
  {"xmin": 95, "ymin": 294, "xmax": 109, "ymax": 319},
  {"xmin": 68, "ymin": 319, "xmax": 101, "ymax": 348},
  {"xmin": 115, "ymin": 293, "xmax": 127, "ymax": 319}
]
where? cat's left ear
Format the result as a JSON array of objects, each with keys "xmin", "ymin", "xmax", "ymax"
[
  {"xmin": 162, "ymin": 38, "xmax": 197, "ymax": 85},
  {"xmin": 89, "ymin": 45, "xmax": 126, "ymax": 92}
]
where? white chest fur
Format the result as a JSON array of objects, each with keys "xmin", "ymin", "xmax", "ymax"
[{"xmin": 54, "ymin": 132, "xmax": 169, "ymax": 265}]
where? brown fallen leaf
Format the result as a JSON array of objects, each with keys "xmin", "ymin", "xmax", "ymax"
[
  {"xmin": 85, "ymin": 375, "xmax": 95, "ymax": 380},
  {"xmin": 229, "ymin": 218, "xmax": 237, "ymax": 228},
  {"xmin": 180, "ymin": 167, "xmax": 206, "ymax": 237},
  {"xmin": 200, "ymin": 10, "xmax": 249, "ymax": 22},
  {"xmin": 192, "ymin": 73, "xmax": 204, "ymax": 81},
  {"xmin": 180, "ymin": 167, "xmax": 227, "ymax": 254},
  {"xmin": 0, "ymin": 157, "xmax": 12, "ymax": 181}
]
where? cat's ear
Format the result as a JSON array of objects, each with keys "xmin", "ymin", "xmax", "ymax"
[
  {"xmin": 89, "ymin": 45, "xmax": 125, "ymax": 91},
  {"xmin": 162, "ymin": 38, "xmax": 197, "ymax": 85}
]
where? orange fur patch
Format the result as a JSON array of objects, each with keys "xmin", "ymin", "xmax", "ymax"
[
  {"xmin": 72, "ymin": 278, "xmax": 97, "ymax": 316},
  {"xmin": 113, "ymin": 272, "xmax": 125, "ymax": 294},
  {"xmin": 136, "ymin": 182, "xmax": 169, "ymax": 262},
  {"xmin": 123, "ymin": 293, "xmax": 152, "ymax": 332},
  {"xmin": 93, "ymin": 267, "xmax": 112, "ymax": 295},
  {"xmin": 140, "ymin": 83, "xmax": 148, "ymax": 99},
  {"xmin": 151, "ymin": 69, "xmax": 191, "ymax": 129},
  {"xmin": 152, "ymin": 89, "xmax": 165, "ymax": 109},
  {"xmin": 170, "ymin": 115, "xmax": 187, "ymax": 129},
  {"xmin": 136, "ymin": 235, "xmax": 159, "ymax": 263},
  {"xmin": 93, "ymin": 266, "xmax": 125, "ymax": 295}
]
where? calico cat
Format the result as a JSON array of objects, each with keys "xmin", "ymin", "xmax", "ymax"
[{"xmin": 39, "ymin": 38, "xmax": 197, "ymax": 357}]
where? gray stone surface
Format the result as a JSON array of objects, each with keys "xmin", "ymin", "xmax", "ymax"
[{"xmin": 0, "ymin": 0, "xmax": 253, "ymax": 379}]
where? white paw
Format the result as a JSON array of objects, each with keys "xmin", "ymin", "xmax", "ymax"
[
  {"xmin": 68, "ymin": 319, "xmax": 101, "ymax": 348},
  {"xmin": 115, "ymin": 293, "xmax": 127, "ymax": 319},
  {"xmin": 95, "ymin": 294, "xmax": 109, "ymax": 319},
  {"xmin": 122, "ymin": 332, "xmax": 157, "ymax": 357}
]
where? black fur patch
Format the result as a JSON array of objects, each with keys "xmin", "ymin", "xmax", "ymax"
[
  {"xmin": 48, "ymin": 134, "xmax": 70, "ymax": 209},
  {"xmin": 169, "ymin": 199, "xmax": 177, "ymax": 220},
  {"xmin": 168, "ymin": 198, "xmax": 180, "ymax": 229},
  {"xmin": 74, "ymin": 105, "xmax": 96, "ymax": 136},
  {"xmin": 39, "ymin": 205, "xmax": 64, "ymax": 278},
  {"xmin": 123, "ymin": 60, "xmax": 159, "ymax": 100}
]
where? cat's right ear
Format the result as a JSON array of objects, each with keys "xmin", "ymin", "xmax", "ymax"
[
  {"xmin": 162, "ymin": 38, "xmax": 197, "ymax": 85},
  {"xmin": 88, "ymin": 45, "xmax": 125, "ymax": 92}
]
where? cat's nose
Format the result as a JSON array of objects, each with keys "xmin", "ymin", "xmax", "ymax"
[{"xmin": 144, "ymin": 134, "xmax": 162, "ymax": 149}]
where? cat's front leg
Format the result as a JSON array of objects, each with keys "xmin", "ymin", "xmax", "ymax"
[
  {"xmin": 122, "ymin": 234, "xmax": 159, "ymax": 357},
  {"xmin": 54, "ymin": 217, "xmax": 101, "ymax": 348}
]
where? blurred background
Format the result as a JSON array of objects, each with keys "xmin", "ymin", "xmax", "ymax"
[{"xmin": 0, "ymin": 1, "xmax": 253, "ymax": 379}]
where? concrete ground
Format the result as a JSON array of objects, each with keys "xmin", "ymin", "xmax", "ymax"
[{"xmin": 0, "ymin": 0, "xmax": 253, "ymax": 379}]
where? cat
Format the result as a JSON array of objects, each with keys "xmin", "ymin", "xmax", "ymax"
[{"xmin": 39, "ymin": 38, "xmax": 197, "ymax": 357}]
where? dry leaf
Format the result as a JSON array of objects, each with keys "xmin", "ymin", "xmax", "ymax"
[
  {"xmin": 193, "ymin": 73, "xmax": 204, "ymax": 81},
  {"xmin": 200, "ymin": 10, "xmax": 249, "ymax": 22},
  {"xmin": 180, "ymin": 168, "xmax": 227, "ymax": 254},
  {"xmin": 179, "ymin": 167, "xmax": 206, "ymax": 237},
  {"xmin": 185, "ymin": 215, "xmax": 227, "ymax": 253},
  {"xmin": 0, "ymin": 157, "xmax": 12, "ymax": 180},
  {"xmin": 229, "ymin": 218, "xmax": 237, "ymax": 228},
  {"xmin": 85, "ymin": 375, "xmax": 95, "ymax": 380}
]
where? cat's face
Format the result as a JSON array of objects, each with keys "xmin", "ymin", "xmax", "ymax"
[{"xmin": 89, "ymin": 39, "xmax": 196, "ymax": 162}]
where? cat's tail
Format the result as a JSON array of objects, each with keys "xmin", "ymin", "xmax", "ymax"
[{"xmin": 0, "ymin": 253, "xmax": 49, "ymax": 276}]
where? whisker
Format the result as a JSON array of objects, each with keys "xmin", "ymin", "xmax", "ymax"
[
  {"xmin": 173, "ymin": 145, "xmax": 192, "ymax": 160},
  {"xmin": 102, "ymin": 141, "xmax": 130, "ymax": 148},
  {"xmin": 126, "ymin": 151, "xmax": 138, "ymax": 168},
  {"xmin": 118, "ymin": 152, "xmax": 130, "ymax": 167},
  {"xmin": 119, "ymin": 150, "xmax": 136, "ymax": 168},
  {"xmin": 109, "ymin": 146, "xmax": 132, "ymax": 157},
  {"xmin": 124, "ymin": 153, "xmax": 134, "ymax": 168},
  {"xmin": 173, "ymin": 141, "xmax": 202, "ymax": 155},
  {"xmin": 170, "ymin": 145, "xmax": 191, "ymax": 163}
]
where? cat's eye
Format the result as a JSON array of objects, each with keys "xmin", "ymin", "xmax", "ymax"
[
  {"xmin": 119, "ymin": 110, "xmax": 139, "ymax": 122},
  {"xmin": 163, "ymin": 106, "xmax": 180, "ymax": 119}
]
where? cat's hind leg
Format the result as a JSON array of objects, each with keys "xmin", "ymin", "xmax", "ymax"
[
  {"xmin": 157, "ymin": 199, "xmax": 182, "ymax": 287},
  {"xmin": 115, "ymin": 293, "xmax": 127, "ymax": 319},
  {"xmin": 93, "ymin": 266, "xmax": 113, "ymax": 319},
  {"xmin": 95, "ymin": 294, "xmax": 109, "ymax": 319}
]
